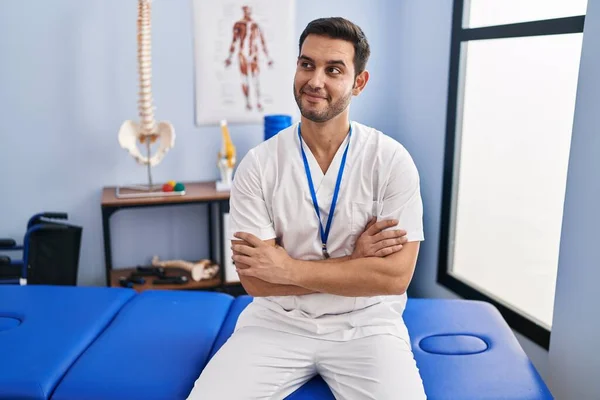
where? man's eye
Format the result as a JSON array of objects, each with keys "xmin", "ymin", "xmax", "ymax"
[
  {"xmin": 328, "ymin": 67, "xmax": 341, "ymax": 75},
  {"xmin": 301, "ymin": 62, "xmax": 312, "ymax": 68}
]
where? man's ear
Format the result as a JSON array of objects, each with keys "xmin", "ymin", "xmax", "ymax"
[{"xmin": 352, "ymin": 70, "xmax": 369, "ymax": 96}]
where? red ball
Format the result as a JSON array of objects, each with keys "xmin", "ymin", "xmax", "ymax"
[{"xmin": 162, "ymin": 183, "xmax": 174, "ymax": 192}]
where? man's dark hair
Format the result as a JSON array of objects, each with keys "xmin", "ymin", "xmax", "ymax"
[{"xmin": 299, "ymin": 17, "xmax": 370, "ymax": 76}]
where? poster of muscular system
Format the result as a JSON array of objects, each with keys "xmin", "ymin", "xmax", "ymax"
[{"xmin": 192, "ymin": 0, "xmax": 297, "ymax": 125}]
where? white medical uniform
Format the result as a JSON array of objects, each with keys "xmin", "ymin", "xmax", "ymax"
[{"xmin": 188, "ymin": 121, "xmax": 426, "ymax": 399}]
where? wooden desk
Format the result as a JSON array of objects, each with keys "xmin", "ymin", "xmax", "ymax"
[
  {"xmin": 101, "ymin": 181, "xmax": 230, "ymax": 207},
  {"xmin": 101, "ymin": 181, "xmax": 231, "ymax": 290}
]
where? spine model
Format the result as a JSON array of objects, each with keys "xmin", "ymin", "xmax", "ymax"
[{"xmin": 118, "ymin": 0, "xmax": 175, "ymax": 170}]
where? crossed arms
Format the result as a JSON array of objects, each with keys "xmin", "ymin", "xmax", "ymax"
[{"xmin": 232, "ymin": 218, "xmax": 420, "ymax": 297}]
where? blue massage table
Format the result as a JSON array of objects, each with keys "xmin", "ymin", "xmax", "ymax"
[{"xmin": 0, "ymin": 285, "xmax": 553, "ymax": 399}]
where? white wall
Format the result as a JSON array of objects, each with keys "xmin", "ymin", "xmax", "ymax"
[{"xmin": 548, "ymin": 0, "xmax": 600, "ymax": 397}]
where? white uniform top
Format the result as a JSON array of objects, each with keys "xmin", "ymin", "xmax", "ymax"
[{"xmin": 229, "ymin": 121, "xmax": 424, "ymax": 344}]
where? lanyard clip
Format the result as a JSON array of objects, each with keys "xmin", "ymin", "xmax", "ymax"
[{"xmin": 322, "ymin": 243, "xmax": 330, "ymax": 259}]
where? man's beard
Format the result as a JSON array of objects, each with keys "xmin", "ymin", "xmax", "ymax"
[{"xmin": 293, "ymin": 84, "xmax": 352, "ymax": 123}]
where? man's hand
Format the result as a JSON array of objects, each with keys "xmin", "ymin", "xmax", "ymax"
[
  {"xmin": 232, "ymin": 232, "xmax": 295, "ymax": 285},
  {"xmin": 352, "ymin": 218, "xmax": 408, "ymax": 259}
]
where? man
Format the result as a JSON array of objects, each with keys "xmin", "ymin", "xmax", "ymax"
[
  {"xmin": 225, "ymin": 5, "xmax": 274, "ymax": 111},
  {"xmin": 188, "ymin": 17, "xmax": 426, "ymax": 399}
]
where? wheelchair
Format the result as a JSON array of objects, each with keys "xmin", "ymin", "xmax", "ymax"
[{"xmin": 0, "ymin": 212, "xmax": 82, "ymax": 285}]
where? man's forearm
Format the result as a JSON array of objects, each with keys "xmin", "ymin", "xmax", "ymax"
[
  {"xmin": 316, "ymin": 255, "xmax": 352, "ymax": 263},
  {"xmin": 238, "ymin": 255, "xmax": 351, "ymax": 297},
  {"xmin": 292, "ymin": 258, "xmax": 397, "ymax": 297},
  {"xmin": 288, "ymin": 243, "xmax": 420, "ymax": 297}
]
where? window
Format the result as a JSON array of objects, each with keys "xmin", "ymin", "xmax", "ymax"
[{"xmin": 438, "ymin": 1, "xmax": 587, "ymax": 349}]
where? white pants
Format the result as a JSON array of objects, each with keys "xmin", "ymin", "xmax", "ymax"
[{"xmin": 187, "ymin": 326, "xmax": 426, "ymax": 400}]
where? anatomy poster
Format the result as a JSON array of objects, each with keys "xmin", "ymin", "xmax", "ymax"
[{"xmin": 192, "ymin": 0, "xmax": 297, "ymax": 125}]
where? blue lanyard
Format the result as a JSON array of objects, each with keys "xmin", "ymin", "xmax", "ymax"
[{"xmin": 298, "ymin": 123, "xmax": 352, "ymax": 258}]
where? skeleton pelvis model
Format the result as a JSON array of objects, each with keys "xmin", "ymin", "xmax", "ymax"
[{"xmin": 119, "ymin": 0, "xmax": 174, "ymax": 167}]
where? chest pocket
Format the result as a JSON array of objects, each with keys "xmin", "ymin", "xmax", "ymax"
[{"xmin": 351, "ymin": 201, "xmax": 380, "ymax": 235}]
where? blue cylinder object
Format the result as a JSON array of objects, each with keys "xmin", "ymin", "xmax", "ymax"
[{"xmin": 264, "ymin": 114, "xmax": 292, "ymax": 141}]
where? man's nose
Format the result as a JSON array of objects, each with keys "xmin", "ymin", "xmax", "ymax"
[{"xmin": 307, "ymin": 69, "xmax": 326, "ymax": 89}]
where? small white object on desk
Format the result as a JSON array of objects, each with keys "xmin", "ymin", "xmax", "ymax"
[{"xmin": 216, "ymin": 180, "xmax": 231, "ymax": 192}]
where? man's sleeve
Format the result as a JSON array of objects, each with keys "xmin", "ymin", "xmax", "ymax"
[
  {"xmin": 229, "ymin": 149, "xmax": 277, "ymax": 241},
  {"xmin": 377, "ymin": 148, "xmax": 424, "ymax": 242}
]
